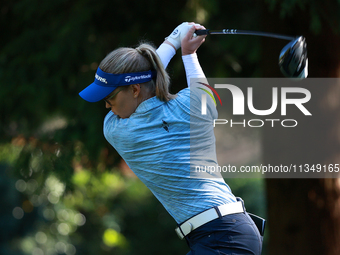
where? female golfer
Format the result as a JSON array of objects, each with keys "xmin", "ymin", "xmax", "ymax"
[{"xmin": 79, "ymin": 23, "xmax": 263, "ymax": 254}]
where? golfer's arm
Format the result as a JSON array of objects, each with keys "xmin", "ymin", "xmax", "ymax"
[
  {"xmin": 156, "ymin": 42, "xmax": 176, "ymax": 69},
  {"xmin": 182, "ymin": 53, "xmax": 206, "ymax": 87}
]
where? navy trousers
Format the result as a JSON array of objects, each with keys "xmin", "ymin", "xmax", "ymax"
[{"xmin": 185, "ymin": 212, "xmax": 263, "ymax": 255}]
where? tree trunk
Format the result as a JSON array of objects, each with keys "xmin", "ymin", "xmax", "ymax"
[{"xmin": 261, "ymin": 3, "xmax": 340, "ymax": 254}]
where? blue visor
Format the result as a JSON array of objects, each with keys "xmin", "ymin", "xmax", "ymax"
[{"xmin": 79, "ymin": 67, "xmax": 156, "ymax": 102}]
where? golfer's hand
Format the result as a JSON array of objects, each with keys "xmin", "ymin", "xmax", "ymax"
[
  {"xmin": 181, "ymin": 24, "xmax": 207, "ymax": 56},
  {"xmin": 165, "ymin": 22, "xmax": 196, "ymax": 50}
]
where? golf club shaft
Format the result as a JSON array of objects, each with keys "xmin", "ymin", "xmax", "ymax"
[{"xmin": 195, "ymin": 29, "xmax": 296, "ymax": 41}]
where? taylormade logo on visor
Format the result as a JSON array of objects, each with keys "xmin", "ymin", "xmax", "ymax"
[
  {"xmin": 93, "ymin": 68, "xmax": 154, "ymax": 87},
  {"xmin": 125, "ymin": 74, "xmax": 152, "ymax": 83},
  {"xmin": 95, "ymin": 74, "xmax": 108, "ymax": 84}
]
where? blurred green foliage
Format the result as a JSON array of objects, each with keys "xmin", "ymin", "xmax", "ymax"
[
  {"xmin": 1, "ymin": 142, "xmax": 190, "ymax": 254},
  {"xmin": 265, "ymin": 0, "xmax": 340, "ymax": 34},
  {"xmin": 0, "ymin": 142, "xmax": 265, "ymax": 255}
]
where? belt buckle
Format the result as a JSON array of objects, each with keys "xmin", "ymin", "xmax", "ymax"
[
  {"xmin": 175, "ymin": 221, "xmax": 193, "ymax": 239},
  {"xmin": 175, "ymin": 228, "xmax": 184, "ymax": 239}
]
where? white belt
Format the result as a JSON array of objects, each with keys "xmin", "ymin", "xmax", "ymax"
[{"xmin": 175, "ymin": 201, "xmax": 244, "ymax": 239}]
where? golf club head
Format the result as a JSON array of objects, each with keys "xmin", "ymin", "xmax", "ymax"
[{"xmin": 279, "ymin": 36, "xmax": 308, "ymax": 79}]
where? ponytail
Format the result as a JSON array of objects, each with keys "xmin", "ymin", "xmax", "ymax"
[{"xmin": 99, "ymin": 42, "xmax": 175, "ymax": 102}]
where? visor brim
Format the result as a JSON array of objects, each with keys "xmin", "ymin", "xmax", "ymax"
[{"xmin": 79, "ymin": 82, "xmax": 116, "ymax": 102}]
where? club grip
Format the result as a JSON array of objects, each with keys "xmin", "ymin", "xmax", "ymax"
[{"xmin": 195, "ymin": 29, "xmax": 210, "ymax": 35}]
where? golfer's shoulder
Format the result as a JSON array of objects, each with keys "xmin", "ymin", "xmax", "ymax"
[
  {"xmin": 176, "ymin": 87, "xmax": 201, "ymax": 101},
  {"xmin": 103, "ymin": 111, "xmax": 117, "ymax": 128},
  {"xmin": 172, "ymin": 87, "xmax": 205, "ymax": 110},
  {"xmin": 104, "ymin": 111, "xmax": 114, "ymax": 121},
  {"xmin": 176, "ymin": 87, "xmax": 190, "ymax": 97}
]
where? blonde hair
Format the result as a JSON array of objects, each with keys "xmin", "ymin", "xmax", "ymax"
[{"xmin": 99, "ymin": 42, "xmax": 175, "ymax": 102}]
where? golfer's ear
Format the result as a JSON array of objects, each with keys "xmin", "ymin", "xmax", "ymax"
[{"xmin": 131, "ymin": 84, "xmax": 141, "ymax": 98}]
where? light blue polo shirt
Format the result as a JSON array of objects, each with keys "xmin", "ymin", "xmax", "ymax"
[{"xmin": 103, "ymin": 86, "xmax": 236, "ymax": 224}]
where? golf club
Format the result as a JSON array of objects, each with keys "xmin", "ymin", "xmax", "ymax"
[{"xmin": 195, "ymin": 29, "xmax": 308, "ymax": 78}]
